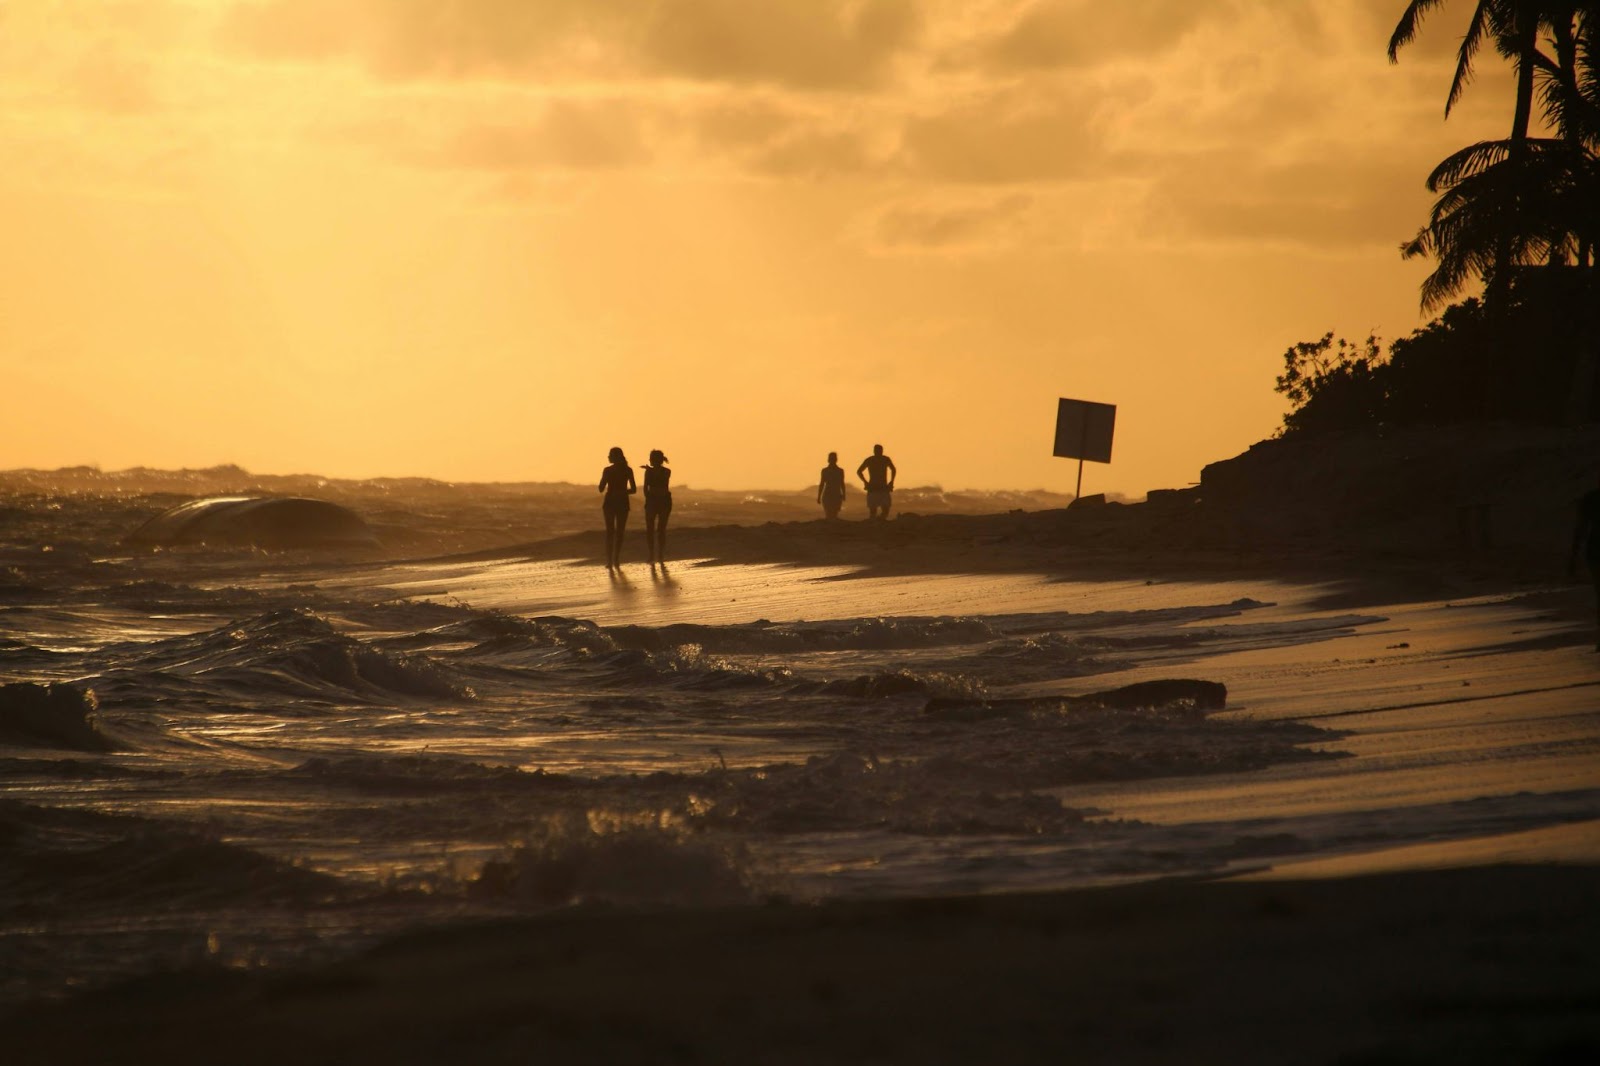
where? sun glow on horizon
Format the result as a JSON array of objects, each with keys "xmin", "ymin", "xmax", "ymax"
[{"xmin": 1, "ymin": 1, "xmax": 1519, "ymax": 492}]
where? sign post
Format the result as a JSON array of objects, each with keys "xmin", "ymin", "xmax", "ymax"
[{"xmin": 1052, "ymin": 397, "xmax": 1116, "ymax": 500}]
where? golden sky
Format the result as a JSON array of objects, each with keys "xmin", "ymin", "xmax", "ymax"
[{"xmin": 1, "ymin": 0, "xmax": 1517, "ymax": 493}]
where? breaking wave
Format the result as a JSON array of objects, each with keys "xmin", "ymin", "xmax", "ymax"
[
  {"xmin": 89, "ymin": 610, "xmax": 474, "ymax": 707},
  {"xmin": 470, "ymin": 812, "xmax": 759, "ymax": 908}
]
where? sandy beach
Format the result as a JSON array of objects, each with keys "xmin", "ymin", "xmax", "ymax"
[{"xmin": 3, "ymin": 447, "xmax": 1599, "ymax": 1063}]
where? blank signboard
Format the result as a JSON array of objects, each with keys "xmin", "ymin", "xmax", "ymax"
[{"xmin": 1053, "ymin": 398, "xmax": 1116, "ymax": 464}]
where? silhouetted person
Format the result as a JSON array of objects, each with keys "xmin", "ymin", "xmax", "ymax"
[
  {"xmin": 1570, "ymin": 472, "xmax": 1600, "ymax": 651},
  {"xmin": 857, "ymin": 444, "xmax": 896, "ymax": 520},
  {"xmin": 598, "ymin": 446, "xmax": 636, "ymax": 568},
  {"xmin": 817, "ymin": 452, "xmax": 846, "ymax": 519},
  {"xmin": 642, "ymin": 449, "xmax": 672, "ymax": 564}
]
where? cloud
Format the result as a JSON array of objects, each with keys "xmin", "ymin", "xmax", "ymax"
[
  {"xmin": 692, "ymin": 100, "xmax": 881, "ymax": 178},
  {"xmin": 964, "ymin": 0, "xmax": 1215, "ymax": 73},
  {"xmin": 23, "ymin": 0, "xmax": 191, "ymax": 46},
  {"xmin": 221, "ymin": 0, "xmax": 922, "ymax": 89},
  {"xmin": 205, "ymin": 0, "xmax": 1509, "ymax": 249},
  {"xmin": 640, "ymin": 0, "xmax": 921, "ymax": 89},
  {"xmin": 0, "ymin": 0, "xmax": 188, "ymax": 117},
  {"xmin": 1141, "ymin": 153, "xmax": 1431, "ymax": 252},
  {"xmin": 73, "ymin": 47, "xmax": 159, "ymax": 115},
  {"xmin": 747, "ymin": 130, "xmax": 876, "ymax": 178},
  {"xmin": 896, "ymin": 88, "xmax": 1105, "ymax": 183},
  {"xmin": 442, "ymin": 100, "xmax": 654, "ymax": 172},
  {"xmin": 220, "ymin": 0, "xmax": 591, "ymax": 74},
  {"xmin": 870, "ymin": 194, "xmax": 1035, "ymax": 253},
  {"xmin": 694, "ymin": 100, "xmax": 801, "ymax": 150}
]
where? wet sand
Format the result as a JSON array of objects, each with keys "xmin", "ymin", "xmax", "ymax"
[
  {"xmin": 1048, "ymin": 588, "xmax": 1600, "ymax": 875},
  {"xmin": 13, "ymin": 555, "xmax": 1588, "ymax": 1064},
  {"xmin": 352, "ymin": 555, "xmax": 1600, "ymax": 878}
]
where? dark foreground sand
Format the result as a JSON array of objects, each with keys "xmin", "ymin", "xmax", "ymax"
[{"xmin": 9, "ymin": 865, "xmax": 1598, "ymax": 1066}]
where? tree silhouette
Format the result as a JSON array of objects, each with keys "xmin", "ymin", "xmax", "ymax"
[
  {"xmin": 1389, "ymin": 1, "xmax": 1555, "ymax": 305},
  {"xmin": 1388, "ymin": 1, "xmax": 1519, "ymax": 119},
  {"xmin": 1268, "ymin": 5, "xmax": 1598, "ymax": 433},
  {"xmin": 1390, "ymin": 5, "xmax": 1600, "ymax": 297},
  {"xmin": 1531, "ymin": 4, "xmax": 1600, "ymax": 266},
  {"xmin": 1401, "ymin": 135, "xmax": 1595, "ymax": 310}
]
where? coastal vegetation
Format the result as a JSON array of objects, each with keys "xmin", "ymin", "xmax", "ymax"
[{"xmin": 1277, "ymin": 2, "xmax": 1598, "ymax": 434}]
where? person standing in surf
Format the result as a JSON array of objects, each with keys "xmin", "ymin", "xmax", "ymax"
[
  {"xmin": 856, "ymin": 444, "xmax": 896, "ymax": 521},
  {"xmin": 642, "ymin": 449, "xmax": 672, "ymax": 565},
  {"xmin": 817, "ymin": 452, "xmax": 846, "ymax": 520},
  {"xmin": 598, "ymin": 446, "xmax": 636, "ymax": 568}
]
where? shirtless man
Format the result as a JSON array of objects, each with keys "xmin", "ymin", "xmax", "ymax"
[{"xmin": 856, "ymin": 444, "xmax": 896, "ymax": 521}]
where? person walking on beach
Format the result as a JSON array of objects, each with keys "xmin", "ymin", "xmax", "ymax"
[
  {"xmin": 817, "ymin": 452, "xmax": 846, "ymax": 520},
  {"xmin": 1569, "ymin": 471, "xmax": 1600, "ymax": 650},
  {"xmin": 598, "ymin": 446, "xmax": 636, "ymax": 568},
  {"xmin": 857, "ymin": 444, "xmax": 896, "ymax": 521},
  {"xmin": 642, "ymin": 449, "xmax": 672, "ymax": 564}
]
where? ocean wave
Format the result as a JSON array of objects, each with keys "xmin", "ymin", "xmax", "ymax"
[
  {"xmin": 529, "ymin": 686, "xmax": 1337, "ymax": 842},
  {"xmin": 385, "ymin": 606, "xmax": 998, "ymax": 699},
  {"xmin": 94, "ymin": 610, "xmax": 473, "ymax": 706},
  {"xmin": 569, "ymin": 646, "xmax": 988, "ymax": 701},
  {"xmin": 603, "ymin": 615, "xmax": 1001, "ymax": 654},
  {"xmin": 0, "ymin": 639, "xmax": 79, "ymax": 667},
  {"xmin": 286, "ymin": 754, "xmax": 586, "ymax": 798},
  {"xmin": 594, "ymin": 644, "xmax": 800, "ymax": 691},
  {"xmin": 924, "ymin": 679, "xmax": 1229, "ymax": 721},
  {"xmin": 90, "ymin": 579, "xmax": 275, "ymax": 614},
  {"xmin": 659, "ymin": 702, "xmax": 1337, "ymax": 838},
  {"xmin": 807, "ymin": 669, "xmax": 987, "ymax": 701},
  {"xmin": 0, "ymin": 801, "xmax": 342, "ymax": 918},
  {"xmin": 680, "ymin": 751, "xmax": 1091, "ymax": 836},
  {"xmin": 953, "ymin": 631, "xmax": 1111, "ymax": 684},
  {"xmin": 344, "ymin": 603, "xmax": 1304, "ymax": 704},
  {"xmin": 381, "ymin": 612, "xmax": 621, "ymax": 664},
  {"xmin": 470, "ymin": 811, "xmax": 758, "ymax": 908}
]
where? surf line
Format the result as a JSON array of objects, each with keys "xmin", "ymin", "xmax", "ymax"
[{"xmin": 1290, "ymin": 679, "xmax": 1600, "ymax": 722}]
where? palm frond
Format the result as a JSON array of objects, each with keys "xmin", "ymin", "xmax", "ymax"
[
  {"xmin": 1424, "ymin": 139, "xmax": 1513, "ymax": 189},
  {"xmin": 1389, "ymin": 0, "xmax": 1450, "ymax": 61},
  {"xmin": 1576, "ymin": 16, "xmax": 1600, "ymax": 144},
  {"xmin": 1537, "ymin": 64, "xmax": 1570, "ymax": 133},
  {"xmin": 1445, "ymin": 2, "xmax": 1493, "ymax": 115},
  {"xmin": 1489, "ymin": 0, "xmax": 1524, "ymax": 60}
]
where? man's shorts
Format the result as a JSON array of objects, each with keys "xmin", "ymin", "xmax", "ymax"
[{"xmin": 867, "ymin": 489, "xmax": 892, "ymax": 513}]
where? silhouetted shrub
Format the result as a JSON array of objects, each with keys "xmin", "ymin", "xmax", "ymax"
[
  {"xmin": 1274, "ymin": 333, "xmax": 1388, "ymax": 436},
  {"xmin": 1275, "ymin": 267, "xmax": 1599, "ymax": 435}
]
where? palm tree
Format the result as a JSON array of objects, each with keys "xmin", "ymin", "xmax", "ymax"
[
  {"xmin": 1389, "ymin": 2, "xmax": 1568, "ymax": 303},
  {"xmin": 1401, "ymin": 135, "xmax": 1592, "ymax": 310},
  {"xmin": 1388, "ymin": 1, "xmax": 1514, "ymax": 120},
  {"xmin": 1534, "ymin": 4, "xmax": 1600, "ymax": 418},
  {"xmin": 1530, "ymin": 3, "xmax": 1600, "ymax": 264},
  {"xmin": 1391, "ymin": 3, "xmax": 1599, "ymax": 420}
]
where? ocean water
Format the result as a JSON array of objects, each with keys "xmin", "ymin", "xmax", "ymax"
[{"xmin": 0, "ymin": 481, "xmax": 1371, "ymax": 1003}]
